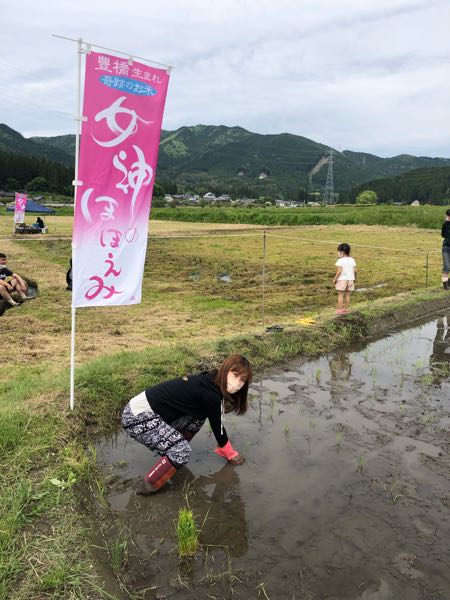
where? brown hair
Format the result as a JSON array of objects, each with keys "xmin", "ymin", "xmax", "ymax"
[{"xmin": 213, "ymin": 354, "xmax": 252, "ymax": 415}]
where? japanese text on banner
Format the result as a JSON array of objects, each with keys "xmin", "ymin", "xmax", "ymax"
[
  {"xmin": 72, "ymin": 51, "xmax": 170, "ymax": 308},
  {"xmin": 14, "ymin": 193, "xmax": 27, "ymax": 224}
]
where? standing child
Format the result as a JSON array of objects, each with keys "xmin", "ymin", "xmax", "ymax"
[
  {"xmin": 333, "ymin": 243, "xmax": 357, "ymax": 315},
  {"xmin": 440, "ymin": 208, "xmax": 450, "ymax": 290}
]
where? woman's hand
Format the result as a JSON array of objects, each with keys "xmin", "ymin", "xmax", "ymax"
[
  {"xmin": 229, "ymin": 454, "xmax": 245, "ymax": 465},
  {"xmin": 214, "ymin": 440, "xmax": 244, "ymax": 463}
]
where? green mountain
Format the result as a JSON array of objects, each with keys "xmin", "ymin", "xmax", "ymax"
[
  {"xmin": 30, "ymin": 134, "xmax": 76, "ymax": 161},
  {"xmin": 0, "ymin": 124, "xmax": 73, "ymax": 166},
  {"xmin": 3, "ymin": 123, "xmax": 450, "ymax": 197},
  {"xmin": 353, "ymin": 165, "xmax": 450, "ymax": 205},
  {"xmin": 157, "ymin": 126, "xmax": 450, "ymax": 197}
]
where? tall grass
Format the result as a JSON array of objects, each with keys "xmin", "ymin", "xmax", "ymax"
[{"xmin": 152, "ymin": 205, "xmax": 449, "ymax": 229}]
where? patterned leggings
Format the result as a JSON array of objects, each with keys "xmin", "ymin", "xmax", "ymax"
[{"xmin": 121, "ymin": 403, "xmax": 205, "ymax": 468}]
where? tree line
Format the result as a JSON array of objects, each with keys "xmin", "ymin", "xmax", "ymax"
[
  {"xmin": 2, "ymin": 145, "xmax": 450, "ymax": 206},
  {"xmin": 0, "ymin": 150, "xmax": 74, "ymax": 195},
  {"xmin": 351, "ymin": 165, "xmax": 450, "ymax": 205}
]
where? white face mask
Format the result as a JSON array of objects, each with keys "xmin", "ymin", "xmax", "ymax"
[{"xmin": 227, "ymin": 372, "xmax": 246, "ymax": 394}]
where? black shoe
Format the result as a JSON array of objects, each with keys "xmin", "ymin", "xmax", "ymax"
[
  {"xmin": 265, "ymin": 324, "xmax": 284, "ymax": 333},
  {"xmin": 443, "ymin": 281, "xmax": 449, "ymax": 291}
]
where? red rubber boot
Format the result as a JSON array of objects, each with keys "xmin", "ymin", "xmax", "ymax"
[{"xmin": 138, "ymin": 456, "xmax": 177, "ymax": 495}]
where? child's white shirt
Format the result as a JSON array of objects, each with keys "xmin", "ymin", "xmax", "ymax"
[{"xmin": 335, "ymin": 256, "xmax": 356, "ymax": 280}]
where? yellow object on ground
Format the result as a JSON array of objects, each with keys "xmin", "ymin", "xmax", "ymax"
[{"xmin": 295, "ymin": 317, "xmax": 317, "ymax": 326}]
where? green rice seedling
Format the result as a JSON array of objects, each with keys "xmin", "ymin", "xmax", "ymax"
[
  {"xmin": 110, "ymin": 530, "xmax": 129, "ymax": 576},
  {"xmin": 267, "ymin": 394, "xmax": 277, "ymax": 422},
  {"xmin": 389, "ymin": 480, "xmax": 403, "ymax": 506},
  {"xmin": 93, "ymin": 477, "xmax": 109, "ymax": 510},
  {"xmin": 304, "ymin": 433, "xmax": 311, "ymax": 454},
  {"xmin": 355, "ymin": 453, "xmax": 365, "ymax": 473},
  {"xmin": 315, "ymin": 368, "xmax": 322, "ymax": 384},
  {"xmin": 414, "ymin": 359, "xmax": 425, "ymax": 370},
  {"xmin": 268, "ymin": 390, "xmax": 278, "ymax": 403},
  {"xmin": 335, "ymin": 431, "xmax": 343, "ymax": 453},
  {"xmin": 420, "ymin": 373, "xmax": 433, "ymax": 387},
  {"xmin": 268, "ymin": 392, "xmax": 277, "ymax": 414},
  {"xmin": 421, "ymin": 411, "xmax": 435, "ymax": 430},
  {"xmin": 413, "ymin": 359, "xmax": 425, "ymax": 376},
  {"xmin": 176, "ymin": 507, "xmax": 199, "ymax": 558},
  {"xmin": 201, "ymin": 544, "xmax": 241, "ymax": 594},
  {"xmin": 283, "ymin": 425, "xmax": 290, "ymax": 438},
  {"xmin": 436, "ymin": 362, "xmax": 450, "ymax": 376},
  {"xmin": 309, "ymin": 419, "xmax": 317, "ymax": 432}
]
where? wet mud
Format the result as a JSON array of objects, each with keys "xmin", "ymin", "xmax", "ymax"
[{"xmin": 96, "ymin": 313, "xmax": 450, "ymax": 599}]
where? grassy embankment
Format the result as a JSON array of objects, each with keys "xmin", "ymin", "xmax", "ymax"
[
  {"xmin": 0, "ymin": 213, "xmax": 448, "ymax": 598},
  {"xmin": 2, "ymin": 203, "xmax": 450, "ymax": 233},
  {"xmin": 151, "ymin": 204, "xmax": 450, "ymax": 228}
]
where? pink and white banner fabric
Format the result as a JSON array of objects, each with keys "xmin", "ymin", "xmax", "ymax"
[
  {"xmin": 14, "ymin": 193, "xmax": 27, "ymax": 224},
  {"xmin": 72, "ymin": 51, "xmax": 170, "ymax": 308}
]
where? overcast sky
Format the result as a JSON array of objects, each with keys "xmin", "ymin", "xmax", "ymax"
[{"xmin": 1, "ymin": 0, "xmax": 449, "ymax": 157}]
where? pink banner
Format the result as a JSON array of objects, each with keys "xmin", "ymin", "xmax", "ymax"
[
  {"xmin": 14, "ymin": 192, "xmax": 27, "ymax": 224},
  {"xmin": 72, "ymin": 51, "xmax": 170, "ymax": 307}
]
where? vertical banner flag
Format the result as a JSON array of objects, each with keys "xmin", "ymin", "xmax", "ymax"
[
  {"xmin": 14, "ymin": 193, "xmax": 27, "ymax": 224},
  {"xmin": 72, "ymin": 51, "xmax": 170, "ymax": 307}
]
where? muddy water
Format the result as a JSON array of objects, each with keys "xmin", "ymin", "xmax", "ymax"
[{"xmin": 96, "ymin": 314, "xmax": 450, "ymax": 600}]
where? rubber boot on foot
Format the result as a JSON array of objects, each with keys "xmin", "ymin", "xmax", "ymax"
[{"xmin": 138, "ymin": 456, "xmax": 177, "ymax": 495}]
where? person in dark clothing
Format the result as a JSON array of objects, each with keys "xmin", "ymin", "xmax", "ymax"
[
  {"xmin": 66, "ymin": 259, "xmax": 72, "ymax": 291},
  {"xmin": 36, "ymin": 217, "xmax": 45, "ymax": 230},
  {"xmin": 441, "ymin": 209, "xmax": 450, "ymax": 290},
  {"xmin": 121, "ymin": 354, "xmax": 252, "ymax": 494},
  {"xmin": 0, "ymin": 252, "xmax": 29, "ymax": 305}
]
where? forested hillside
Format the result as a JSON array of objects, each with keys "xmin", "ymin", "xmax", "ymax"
[
  {"xmin": 0, "ymin": 150, "xmax": 73, "ymax": 194},
  {"xmin": 353, "ymin": 165, "xmax": 450, "ymax": 204},
  {"xmin": 2, "ymin": 122, "xmax": 450, "ymax": 198},
  {"xmin": 0, "ymin": 124, "xmax": 73, "ymax": 166}
]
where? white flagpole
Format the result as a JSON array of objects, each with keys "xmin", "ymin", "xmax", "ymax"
[
  {"xmin": 52, "ymin": 33, "xmax": 173, "ymax": 70},
  {"xmin": 69, "ymin": 38, "xmax": 84, "ymax": 411},
  {"xmin": 56, "ymin": 34, "xmax": 172, "ymax": 409}
]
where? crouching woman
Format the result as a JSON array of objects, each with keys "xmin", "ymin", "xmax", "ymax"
[{"xmin": 121, "ymin": 354, "xmax": 252, "ymax": 494}]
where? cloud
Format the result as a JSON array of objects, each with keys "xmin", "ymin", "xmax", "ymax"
[{"xmin": 1, "ymin": 0, "xmax": 449, "ymax": 156}]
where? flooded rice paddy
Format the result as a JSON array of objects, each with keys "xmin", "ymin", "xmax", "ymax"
[{"xmin": 96, "ymin": 313, "xmax": 450, "ymax": 599}]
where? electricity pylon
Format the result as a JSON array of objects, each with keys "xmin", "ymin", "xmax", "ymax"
[{"xmin": 323, "ymin": 148, "xmax": 335, "ymax": 205}]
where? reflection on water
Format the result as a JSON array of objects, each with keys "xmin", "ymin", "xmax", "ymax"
[
  {"xmin": 430, "ymin": 315, "xmax": 450, "ymax": 385},
  {"xmin": 96, "ymin": 313, "xmax": 450, "ymax": 600}
]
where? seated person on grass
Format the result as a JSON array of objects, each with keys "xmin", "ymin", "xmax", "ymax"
[
  {"xmin": 34, "ymin": 217, "xmax": 46, "ymax": 231},
  {"xmin": 0, "ymin": 253, "xmax": 29, "ymax": 304},
  {"xmin": 0, "ymin": 279, "xmax": 20, "ymax": 307}
]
